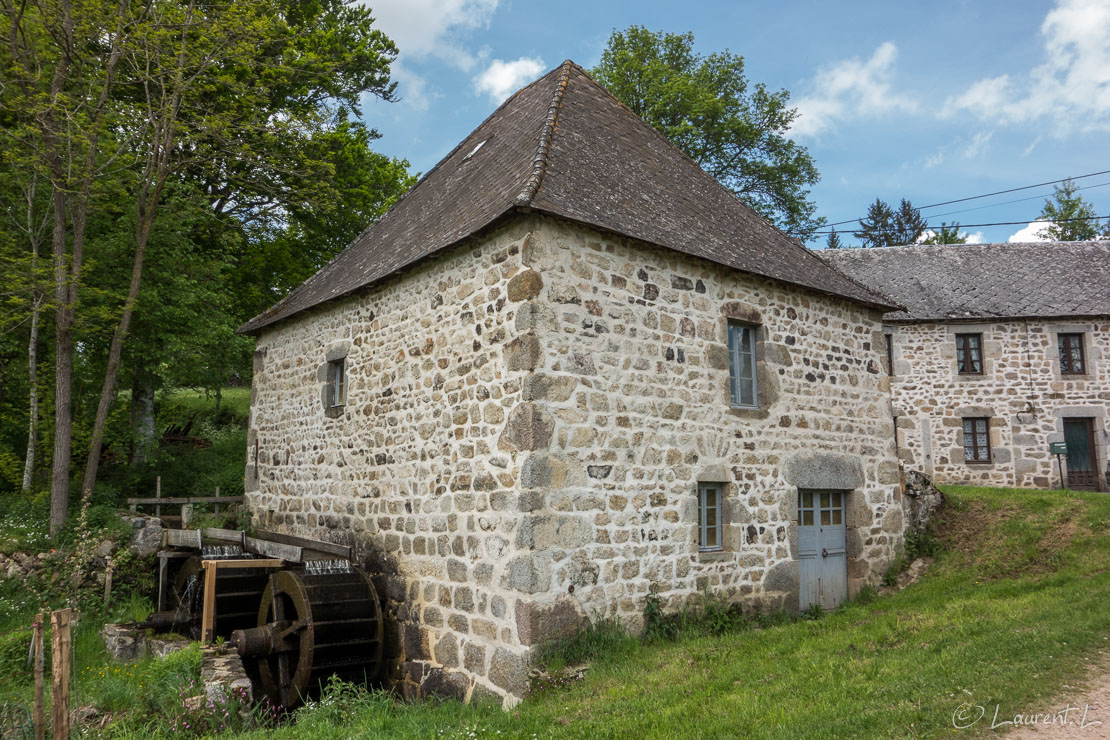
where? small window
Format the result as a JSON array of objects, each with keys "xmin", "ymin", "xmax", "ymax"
[
  {"xmin": 962, "ymin": 417, "xmax": 991, "ymax": 463},
  {"xmin": 329, "ymin": 358, "xmax": 346, "ymax": 407},
  {"xmin": 698, "ymin": 483, "xmax": 723, "ymax": 551},
  {"xmin": 799, "ymin": 490, "xmax": 843, "ymax": 526},
  {"xmin": 1058, "ymin": 333, "xmax": 1086, "ymax": 375},
  {"xmin": 884, "ymin": 334, "xmax": 894, "ymax": 376},
  {"xmin": 955, "ymin": 333, "xmax": 983, "ymax": 375},
  {"xmin": 728, "ymin": 323, "xmax": 758, "ymax": 408}
]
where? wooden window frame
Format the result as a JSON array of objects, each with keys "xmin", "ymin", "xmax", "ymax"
[
  {"xmin": 328, "ymin": 358, "xmax": 346, "ymax": 408},
  {"xmin": 698, "ymin": 482, "xmax": 723, "ymax": 552},
  {"xmin": 962, "ymin": 417, "xmax": 991, "ymax": 464},
  {"xmin": 955, "ymin": 333, "xmax": 984, "ymax": 376},
  {"xmin": 728, "ymin": 322, "xmax": 758, "ymax": 409},
  {"xmin": 1058, "ymin": 333, "xmax": 1087, "ymax": 376}
]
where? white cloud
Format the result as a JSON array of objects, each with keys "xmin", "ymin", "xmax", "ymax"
[
  {"xmin": 790, "ymin": 42, "xmax": 919, "ymax": 138},
  {"xmin": 367, "ymin": 0, "xmax": 499, "ymax": 70},
  {"xmin": 923, "ymin": 149, "xmax": 945, "ymax": 169},
  {"xmin": 962, "ymin": 130, "xmax": 993, "ymax": 159},
  {"xmin": 474, "ymin": 57, "xmax": 546, "ymax": 102},
  {"xmin": 946, "ymin": 0, "xmax": 1110, "ymax": 132},
  {"xmin": 390, "ymin": 62, "xmax": 435, "ymax": 111},
  {"xmin": 916, "ymin": 227, "xmax": 985, "ymax": 245},
  {"xmin": 1021, "ymin": 135, "xmax": 1043, "ymax": 157},
  {"xmin": 1008, "ymin": 221, "xmax": 1053, "ymax": 242}
]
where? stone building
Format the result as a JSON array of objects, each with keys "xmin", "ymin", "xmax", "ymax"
[
  {"xmin": 239, "ymin": 61, "xmax": 905, "ymax": 705},
  {"xmin": 822, "ymin": 241, "xmax": 1110, "ymax": 492}
]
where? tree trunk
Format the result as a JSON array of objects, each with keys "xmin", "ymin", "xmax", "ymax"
[
  {"xmin": 80, "ymin": 200, "xmax": 156, "ymax": 498},
  {"xmin": 22, "ymin": 294, "xmax": 41, "ymax": 493},
  {"xmin": 22, "ymin": 174, "xmax": 45, "ymax": 494},
  {"xmin": 48, "ymin": 187, "xmax": 72, "ymax": 538},
  {"xmin": 130, "ymin": 368, "xmax": 156, "ymax": 465}
]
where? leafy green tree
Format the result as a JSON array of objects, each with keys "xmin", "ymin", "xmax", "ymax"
[
  {"xmin": 920, "ymin": 223, "xmax": 968, "ymax": 245},
  {"xmin": 592, "ymin": 26, "xmax": 824, "ymax": 240},
  {"xmin": 0, "ymin": 0, "xmax": 411, "ymax": 530},
  {"xmin": 1037, "ymin": 179, "xmax": 1105, "ymax": 241},
  {"xmin": 825, "ymin": 228, "xmax": 843, "ymax": 249}
]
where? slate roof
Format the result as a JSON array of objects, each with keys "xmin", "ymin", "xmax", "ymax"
[
  {"xmin": 240, "ymin": 61, "xmax": 895, "ymax": 335},
  {"xmin": 818, "ymin": 241, "xmax": 1110, "ymax": 322}
]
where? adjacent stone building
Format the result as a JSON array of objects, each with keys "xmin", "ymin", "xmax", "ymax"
[
  {"xmin": 822, "ymin": 241, "xmax": 1110, "ymax": 492},
  {"xmin": 239, "ymin": 61, "xmax": 906, "ymax": 706}
]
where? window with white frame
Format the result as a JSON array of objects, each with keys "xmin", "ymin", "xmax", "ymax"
[
  {"xmin": 328, "ymin": 358, "xmax": 346, "ymax": 408},
  {"xmin": 698, "ymin": 482, "xmax": 723, "ymax": 551},
  {"xmin": 728, "ymin": 322, "xmax": 758, "ymax": 408}
]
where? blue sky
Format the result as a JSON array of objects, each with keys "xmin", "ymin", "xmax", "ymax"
[{"xmin": 359, "ymin": 0, "xmax": 1110, "ymax": 246}]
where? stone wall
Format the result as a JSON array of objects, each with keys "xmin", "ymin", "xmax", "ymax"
[
  {"xmin": 247, "ymin": 218, "xmax": 542, "ymax": 705},
  {"xmin": 247, "ymin": 212, "xmax": 906, "ymax": 707},
  {"xmin": 511, "ymin": 216, "xmax": 903, "ymax": 632},
  {"xmin": 888, "ymin": 319, "xmax": 1110, "ymax": 489}
]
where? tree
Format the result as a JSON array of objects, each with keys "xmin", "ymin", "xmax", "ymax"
[
  {"xmin": 2, "ymin": 0, "xmax": 137, "ymax": 536},
  {"xmin": 825, "ymin": 228, "xmax": 843, "ymax": 250},
  {"xmin": 853, "ymin": 199, "xmax": 896, "ymax": 248},
  {"xmin": 919, "ymin": 222, "xmax": 968, "ymax": 245},
  {"xmin": 1037, "ymin": 179, "xmax": 1105, "ymax": 241},
  {"xmin": 853, "ymin": 198, "xmax": 927, "ymax": 247},
  {"xmin": 893, "ymin": 199, "xmax": 927, "ymax": 246},
  {"xmin": 591, "ymin": 26, "xmax": 824, "ymax": 240},
  {"xmin": 1, "ymin": 0, "xmax": 407, "ymax": 534}
]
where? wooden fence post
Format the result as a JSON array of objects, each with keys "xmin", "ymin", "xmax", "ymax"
[
  {"xmin": 103, "ymin": 562, "xmax": 114, "ymax": 609},
  {"xmin": 155, "ymin": 476, "xmax": 162, "ymax": 519},
  {"xmin": 50, "ymin": 609, "xmax": 71, "ymax": 740},
  {"xmin": 33, "ymin": 613, "xmax": 44, "ymax": 740}
]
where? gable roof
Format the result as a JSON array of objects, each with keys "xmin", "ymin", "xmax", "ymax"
[
  {"xmin": 818, "ymin": 241, "xmax": 1110, "ymax": 322},
  {"xmin": 239, "ymin": 61, "xmax": 895, "ymax": 335}
]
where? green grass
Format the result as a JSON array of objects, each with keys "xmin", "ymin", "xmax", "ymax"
[
  {"xmin": 1, "ymin": 485, "xmax": 1107, "ymax": 739},
  {"xmin": 223, "ymin": 485, "xmax": 1110, "ymax": 740}
]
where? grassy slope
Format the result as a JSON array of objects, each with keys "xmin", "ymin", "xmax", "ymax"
[{"xmin": 232, "ymin": 486, "xmax": 1110, "ymax": 740}]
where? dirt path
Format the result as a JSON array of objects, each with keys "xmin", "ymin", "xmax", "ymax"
[{"xmin": 1001, "ymin": 653, "xmax": 1110, "ymax": 738}]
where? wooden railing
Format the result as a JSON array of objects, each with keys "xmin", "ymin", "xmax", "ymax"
[{"xmin": 126, "ymin": 476, "xmax": 243, "ymax": 519}]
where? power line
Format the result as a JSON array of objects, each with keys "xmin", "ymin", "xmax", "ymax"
[
  {"xmin": 824, "ymin": 168, "xmax": 1110, "ymax": 229},
  {"xmin": 812, "ymin": 213, "xmax": 1109, "ymax": 236},
  {"xmin": 924, "ymin": 180, "xmax": 1110, "ymax": 221}
]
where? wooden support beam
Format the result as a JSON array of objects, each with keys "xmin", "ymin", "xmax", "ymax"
[
  {"xmin": 50, "ymin": 609, "xmax": 71, "ymax": 740},
  {"xmin": 245, "ymin": 537, "xmax": 302, "ymax": 562},
  {"xmin": 199, "ymin": 559, "xmax": 284, "ymax": 643},
  {"xmin": 201, "ymin": 562, "xmax": 218, "ymax": 643},
  {"xmin": 33, "ymin": 614, "xmax": 44, "ymax": 740},
  {"xmin": 202, "ymin": 528, "xmax": 245, "ymax": 545},
  {"xmin": 162, "ymin": 529, "xmax": 202, "ymax": 549},
  {"xmin": 203, "ymin": 558, "xmax": 283, "ymax": 569},
  {"xmin": 127, "ymin": 496, "xmax": 244, "ymax": 505},
  {"xmin": 255, "ymin": 529, "xmax": 353, "ymax": 560}
]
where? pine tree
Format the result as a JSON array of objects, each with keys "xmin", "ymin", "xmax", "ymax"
[
  {"xmin": 826, "ymin": 228, "xmax": 843, "ymax": 249},
  {"xmin": 1037, "ymin": 179, "xmax": 1103, "ymax": 241},
  {"xmin": 893, "ymin": 198, "xmax": 927, "ymax": 245},
  {"xmin": 853, "ymin": 198, "xmax": 896, "ymax": 248}
]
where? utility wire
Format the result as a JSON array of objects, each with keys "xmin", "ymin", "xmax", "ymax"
[
  {"xmin": 811, "ymin": 213, "xmax": 1109, "ymax": 236},
  {"xmin": 824, "ymin": 168, "xmax": 1110, "ymax": 229},
  {"xmin": 923, "ymin": 179, "xmax": 1110, "ymax": 219}
]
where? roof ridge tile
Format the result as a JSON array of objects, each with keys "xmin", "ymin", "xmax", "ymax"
[{"xmin": 516, "ymin": 60, "xmax": 573, "ymax": 205}]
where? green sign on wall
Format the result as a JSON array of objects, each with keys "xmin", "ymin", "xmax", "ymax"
[{"xmin": 1050, "ymin": 442, "xmax": 1068, "ymax": 456}]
